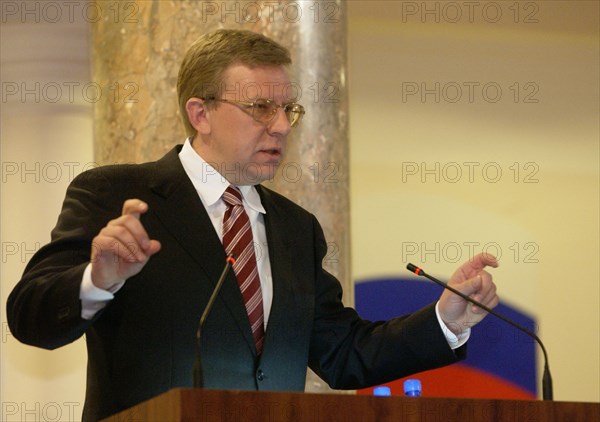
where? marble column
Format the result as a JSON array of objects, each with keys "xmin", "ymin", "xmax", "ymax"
[{"xmin": 92, "ymin": 0, "xmax": 350, "ymax": 393}]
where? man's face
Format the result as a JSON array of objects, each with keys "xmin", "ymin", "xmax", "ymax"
[{"xmin": 193, "ymin": 64, "xmax": 295, "ymax": 185}]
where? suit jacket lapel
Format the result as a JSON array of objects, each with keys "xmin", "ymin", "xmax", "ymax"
[
  {"xmin": 256, "ymin": 186, "xmax": 298, "ymax": 349},
  {"xmin": 147, "ymin": 146, "xmax": 255, "ymax": 353}
]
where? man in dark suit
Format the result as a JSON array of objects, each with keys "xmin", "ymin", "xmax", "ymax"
[{"xmin": 7, "ymin": 29, "xmax": 499, "ymax": 421}]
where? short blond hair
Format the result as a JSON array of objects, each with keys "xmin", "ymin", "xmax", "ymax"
[{"xmin": 177, "ymin": 29, "xmax": 292, "ymax": 137}]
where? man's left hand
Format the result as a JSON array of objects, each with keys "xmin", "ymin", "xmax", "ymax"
[{"xmin": 438, "ymin": 253, "xmax": 500, "ymax": 336}]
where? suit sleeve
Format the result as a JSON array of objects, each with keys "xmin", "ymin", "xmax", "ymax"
[
  {"xmin": 6, "ymin": 170, "xmax": 120, "ymax": 349},
  {"xmin": 307, "ymin": 215, "xmax": 465, "ymax": 389}
]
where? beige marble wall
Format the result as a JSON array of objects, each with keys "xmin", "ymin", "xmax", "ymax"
[{"xmin": 92, "ymin": 0, "xmax": 350, "ymax": 392}]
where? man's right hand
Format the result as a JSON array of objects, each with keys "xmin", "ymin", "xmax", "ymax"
[{"xmin": 90, "ymin": 199, "xmax": 161, "ymax": 291}]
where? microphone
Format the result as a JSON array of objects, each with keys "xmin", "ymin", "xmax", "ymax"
[
  {"xmin": 406, "ymin": 263, "xmax": 553, "ymax": 401},
  {"xmin": 193, "ymin": 254, "xmax": 236, "ymax": 388}
]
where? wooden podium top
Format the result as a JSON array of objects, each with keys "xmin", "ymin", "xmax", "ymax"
[{"xmin": 103, "ymin": 388, "xmax": 600, "ymax": 422}]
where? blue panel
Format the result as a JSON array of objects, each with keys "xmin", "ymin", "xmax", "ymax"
[{"xmin": 355, "ymin": 277, "xmax": 537, "ymax": 395}]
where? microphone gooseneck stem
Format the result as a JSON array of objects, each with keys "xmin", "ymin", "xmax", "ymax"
[
  {"xmin": 193, "ymin": 255, "xmax": 236, "ymax": 388},
  {"xmin": 407, "ymin": 263, "xmax": 553, "ymax": 400}
]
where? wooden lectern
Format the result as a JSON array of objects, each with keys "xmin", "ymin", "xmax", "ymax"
[{"xmin": 102, "ymin": 388, "xmax": 599, "ymax": 422}]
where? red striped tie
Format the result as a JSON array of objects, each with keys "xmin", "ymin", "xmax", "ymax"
[{"xmin": 222, "ymin": 186, "xmax": 265, "ymax": 355}]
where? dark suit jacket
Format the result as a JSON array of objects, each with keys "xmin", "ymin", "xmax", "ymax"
[{"xmin": 7, "ymin": 145, "xmax": 462, "ymax": 421}]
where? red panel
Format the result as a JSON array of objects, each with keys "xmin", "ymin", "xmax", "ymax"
[{"xmin": 358, "ymin": 364, "xmax": 536, "ymax": 400}]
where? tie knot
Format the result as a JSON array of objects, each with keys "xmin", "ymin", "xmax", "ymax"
[{"xmin": 223, "ymin": 186, "xmax": 243, "ymax": 207}]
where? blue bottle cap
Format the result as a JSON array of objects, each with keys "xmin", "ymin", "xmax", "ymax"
[
  {"xmin": 373, "ymin": 386, "xmax": 391, "ymax": 396},
  {"xmin": 403, "ymin": 379, "xmax": 422, "ymax": 396}
]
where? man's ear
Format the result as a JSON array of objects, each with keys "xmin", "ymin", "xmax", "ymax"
[{"xmin": 185, "ymin": 97, "xmax": 211, "ymax": 134}]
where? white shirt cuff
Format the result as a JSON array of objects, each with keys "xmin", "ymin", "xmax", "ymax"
[
  {"xmin": 435, "ymin": 301, "xmax": 470, "ymax": 349},
  {"xmin": 79, "ymin": 263, "xmax": 124, "ymax": 320}
]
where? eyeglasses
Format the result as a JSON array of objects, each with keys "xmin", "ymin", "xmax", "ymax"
[{"xmin": 209, "ymin": 98, "xmax": 305, "ymax": 128}]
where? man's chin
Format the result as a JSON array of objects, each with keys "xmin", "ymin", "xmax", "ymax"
[{"xmin": 235, "ymin": 163, "xmax": 280, "ymax": 185}]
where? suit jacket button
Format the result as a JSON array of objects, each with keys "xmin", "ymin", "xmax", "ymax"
[{"xmin": 257, "ymin": 369, "xmax": 265, "ymax": 381}]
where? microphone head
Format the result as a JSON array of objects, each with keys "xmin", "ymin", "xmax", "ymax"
[{"xmin": 406, "ymin": 263, "xmax": 422, "ymax": 275}]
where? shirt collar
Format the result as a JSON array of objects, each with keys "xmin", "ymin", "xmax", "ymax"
[{"xmin": 179, "ymin": 138, "xmax": 266, "ymax": 214}]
